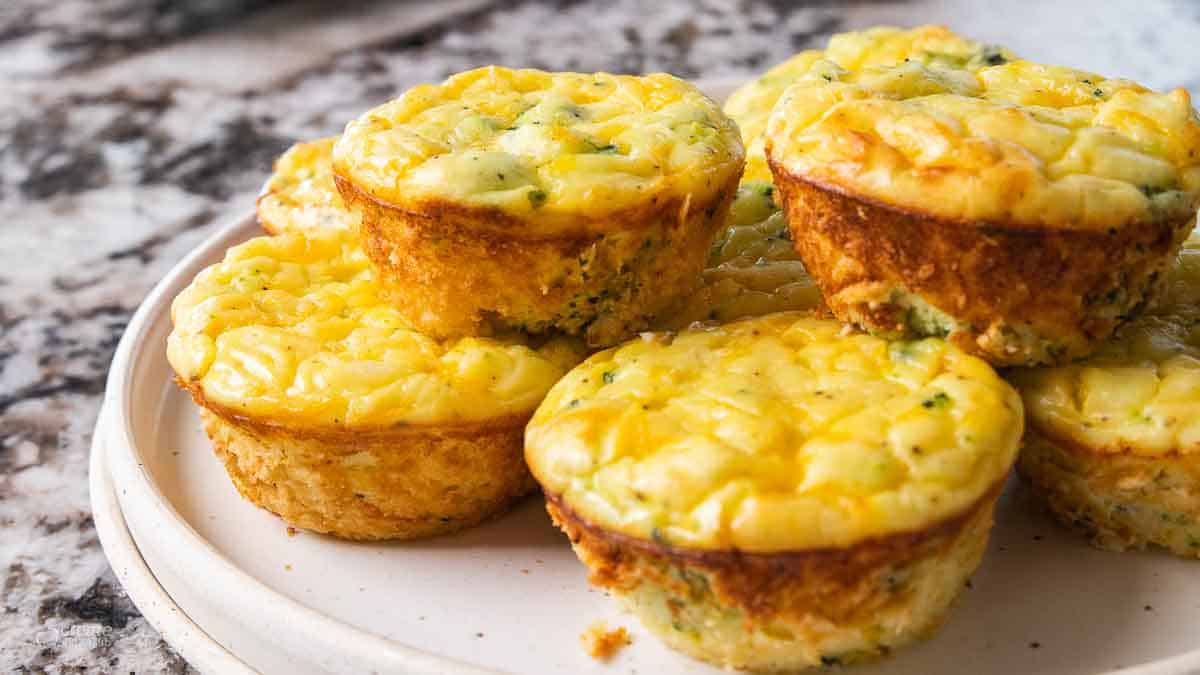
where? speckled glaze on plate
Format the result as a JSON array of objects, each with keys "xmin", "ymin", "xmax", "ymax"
[{"xmin": 93, "ymin": 80, "xmax": 1200, "ymax": 675}]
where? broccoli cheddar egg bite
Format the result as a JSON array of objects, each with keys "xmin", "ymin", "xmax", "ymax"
[
  {"xmin": 1012, "ymin": 237, "xmax": 1200, "ymax": 557},
  {"xmin": 724, "ymin": 25, "xmax": 1007, "ymax": 185},
  {"xmin": 766, "ymin": 27, "xmax": 1200, "ymax": 366},
  {"xmin": 333, "ymin": 66, "xmax": 745, "ymax": 347},
  {"xmin": 526, "ymin": 313, "xmax": 1023, "ymax": 671},
  {"xmin": 167, "ymin": 231, "xmax": 585, "ymax": 540},
  {"xmin": 257, "ymin": 137, "xmax": 357, "ymax": 237}
]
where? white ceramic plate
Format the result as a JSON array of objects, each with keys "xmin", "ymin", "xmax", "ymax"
[
  {"xmin": 90, "ymin": 406, "xmax": 255, "ymax": 674},
  {"xmin": 96, "ymin": 80, "xmax": 1200, "ymax": 675}
]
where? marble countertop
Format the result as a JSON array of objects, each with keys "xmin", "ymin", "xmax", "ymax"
[{"xmin": 3, "ymin": 0, "xmax": 1199, "ymax": 671}]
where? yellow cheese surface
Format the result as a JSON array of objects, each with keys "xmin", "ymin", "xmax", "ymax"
[
  {"xmin": 167, "ymin": 232, "xmax": 586, "ymax": 429},
  {"xmin": 725, "ymin": 25, "xmax": 1009, "ymax": 184},
  {"xmin": 257, "ymin": 137, "xmax": 357, "ymax": 236},
  {"xmin": 333, "ymin": 66, "xmax": 744, "ymax": 232},
  {"xmin": 724, "ymin": 51, "xmax": 824, "ymax": 184},
  {"xmin": 526, "ymin": 313, "xmax": 1023, "ymax": 551},
  {"xmin": 1013, "ymin": 238, "xmax": 1200, "ymax": 455},
  {"xmin": 766, "ymin": 27, "xmax": 1200, "ymax": 229}
]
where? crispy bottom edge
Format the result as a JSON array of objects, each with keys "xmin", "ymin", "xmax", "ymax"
[
  {"xmin": 334, "ymin": 171, "xmax": 739, "ymax": 347},
  {"xmin": 545, "ymin": 478, "xmax": 1002, "ymax": 671},
  {"xmin": 183, "ymin": 381, "xmax": 535, "ymax": 541},
  {"xmin": 769, "ymin": 161, "xmax": 1190, "ymax": 367},
  {"xmin": 1019, "ymin": 425, "xmax": 1200, "ymax": 557}
]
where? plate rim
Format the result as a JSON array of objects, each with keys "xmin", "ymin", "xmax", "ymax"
[
  {"xmin": 97, "ymin": 75, "xmax": 1200, "ymax": 675},
  {"xmin": 89, "ymin": 404, "xmax": 259, "ymax": 675}
]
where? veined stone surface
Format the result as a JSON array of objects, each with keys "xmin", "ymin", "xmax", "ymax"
[{"xmin": 3, "ymin": 1, "xmax": 1199, "ymax": 671}]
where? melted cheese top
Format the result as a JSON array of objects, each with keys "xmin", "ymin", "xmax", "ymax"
[
  {"xmin": 655, "ymin": 181, "xmax": 821, "ymax": 328},
  {"xmin": 1013, "ymin": 237, "xmax": 1200, "ymax": 455},
  {"xmin": 526, "ymin": 313, "xmax": 1022, "ymax": 551},
  {"xmin": 167, "ymin": 232, "xmax": 586, "ymax": 429},
  {"xmin": 725, "ymin": 25, "xmax": 1009, "ymax": 184},
  {"xmin": 766, "ymin": 29, "xmax": 1200, "ymax": 229},
  {"xmin": 334, "ymin": 66, "xmax": 744, "ymax": 233},
  {"xmin": 257, "ymin": 137, "xmax": 357, "ymax": 236},
  {"xmin": 725, "ymin": 51, "xmax": 825, "ymax": 184}
]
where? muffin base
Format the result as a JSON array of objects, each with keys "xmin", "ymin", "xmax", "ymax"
[
  {"xmin": 1019, "ymin": 427, "xmax": 1200, "ymax": 557},
  {"xmin": 187, "ymin": 385, "xmax": 535, "ymax": 541},
  {"xmin": 769, "ymin": 165, "xmax": 1192, "ymax": 366},
  {"xmin": 545, "ymin": 481, "xmax": 1001, "ymax": 671},
  {"xmin": 335, "ymin": 173, "xmax": 739, "ymax": 348}
]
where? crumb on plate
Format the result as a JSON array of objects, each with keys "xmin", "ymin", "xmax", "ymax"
[{"xmin": 581, "ymin": 622, "xmax": 631, "ymax": 661}]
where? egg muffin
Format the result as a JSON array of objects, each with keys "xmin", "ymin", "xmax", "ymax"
[
  {"xmin": 260, "ymin": 140, "xmax": 812, "ymax": 329},
  {"xmin": 725, "ymin": 25, "xmax": 1009, "ymax": 185},
  {"xmin": 1011, "ymin": 237, "xmax": 1200, "ymax": 556},
  {"xmin": 167, "ymin": 231, "xmax": 585, "ymax": 540},
  {"xmin": 654, "ymin": 181, "xmax": 821, "ymax": 329},
  {"xmin": 766, "ymin": 28, "xmax": 1200, "ymax": 366},
  {"xmin": 257, "ymin": 137, "xmax": 357, "ymax": 237},
  {"xmin": 527, "ymin": 313, "xmax": 1023, "ymax": 670},
  {"xmin": 332, "ymin": 66, "xmax": 745, "ymax": 347}
]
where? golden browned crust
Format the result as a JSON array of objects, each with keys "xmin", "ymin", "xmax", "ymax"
[
  {"xmin": 1018, "ymin": 425, "xmax": 1200, "ymax": 557},
  {"xmin": 546, "ymin": 480, "xmax": 1000, "ymax": 670},
  {"xmin": 546, "ymin": 477, "xmax": 1001, "ymax": 620},
  {"xmin": 183, "ymin": 378, "xmax": 535, "ymax": 541},
  {"xmin": 770, "ymin": 165, "xmax": 1191, "ymax": 366},
  {"xmin": 335, "ymin": 172, "xmax": 740, "ymax": 347}
]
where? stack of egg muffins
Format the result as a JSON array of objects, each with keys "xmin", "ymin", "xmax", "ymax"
[{"xmin": 166, "ymin": 25, "xmax": 1200, "ymax": 672}]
